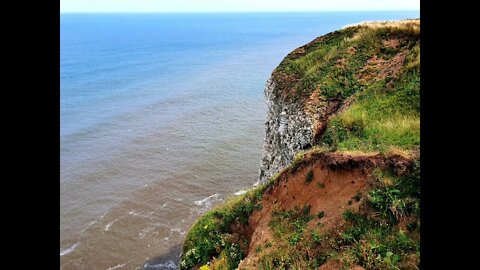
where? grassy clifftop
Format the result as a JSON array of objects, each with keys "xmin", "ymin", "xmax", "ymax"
[
  {"xmin": 180, "ymin": 19, "xmax": 420, "ymax": 270},
  {"xmin": 275, "ymin": 19, "xmax": 419, "ymax": 154}
]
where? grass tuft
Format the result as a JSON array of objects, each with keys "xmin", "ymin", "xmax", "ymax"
[{"xmin": 305, "ymin": 170, "xmax": 314, "ymax": 183}]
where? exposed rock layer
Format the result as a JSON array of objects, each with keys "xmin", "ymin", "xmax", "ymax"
[
  {"xmin": 258, "ymin": 77, "xmax": 314, "ymax": 182},
  {"xmin": 258, "ymin": 76, "xmax": 342, "ymax": 183}
]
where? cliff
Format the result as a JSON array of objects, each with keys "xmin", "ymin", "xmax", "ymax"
[
  {"xmin": 259, "ymin": 19, "xmax": 419, "ymax": 183},
  {"xmin": 259, "ymin": 77, "xmax": 316, "ymax": 183},
  {"xmin": 180, "ymin": 19, "xmax": 420, "ymax": 270}
]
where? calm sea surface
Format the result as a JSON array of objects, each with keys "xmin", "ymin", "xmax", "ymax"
[{"xmin": 60, "ymin": 11, "xmax": 419, "ymax": 269}]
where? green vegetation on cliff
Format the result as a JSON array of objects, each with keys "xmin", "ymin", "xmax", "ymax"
[
  {"xmin": 180, "ymin": 178, "xmax": 276, "ymax": 270},
  {"xmin": 180, "ymin": 19, "xmax": 420, "ymax": 270},
  {"xmin": 276, "ymin": 19, "xmax": 420, "ymax": 153},
  {"xmin": 320, "ymin": 69, "xmax": 420, "ymax": 152}
]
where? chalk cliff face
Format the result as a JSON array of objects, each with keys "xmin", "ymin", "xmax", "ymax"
[
  {"xmin": 258, "ymin": 77, "xmax": 314, "ymax": 183},
  {"xmin": 258, "ymin": 70, "xmax": 342, "ymax": 183}
]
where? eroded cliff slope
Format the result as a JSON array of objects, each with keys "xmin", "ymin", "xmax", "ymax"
[{"xmin": 181, "ymin": 19, "xmax": 420, "ymax": 270}]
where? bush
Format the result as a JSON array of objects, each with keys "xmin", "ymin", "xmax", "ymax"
[
  {"xmin": 367, "ymin": 166, "xmax": 420, "ymax": 223},
  {"xmin": 305, "ymin": 170, "xmax": 314, "ymax": 183}
]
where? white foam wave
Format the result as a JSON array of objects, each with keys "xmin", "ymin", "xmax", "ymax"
[
  {"xmin": 60, "ymin": 242, "xmax": 79, "ymax": 256},
  {"xmin": 104, "ymin": 222, "xmax": 113, "ymax": 231},
  {"xmin": 170, "ymin": 227, "xmax": 186, "ymax": 235},
  {"xmin": 193, "ymin": 193, "xmax": 223, "ymax": 213},
  {"xmin": 194, "ymin": 193, "xmax": 221, "ymax": 206},
  {"xmin": 143, "ymin": 260, "xmax": 178, "ymax": 269},
  {"xmin": 106, "ymin": 263, "xmax": 126, "ymax": 270},
  {"xmin": 99, "ymin": 211, "xmax": 108, "ymax": 220},
  {"xmin": 80, "ymin": 210, "xmax": 109, "ymax": 235},
  {"xmin": 80, "ymin": 219, "xmax": 97, "ymax": 235},
  {"xmin": 234, "ymin": 189, "xmax": 247, "ymax": 196},
  {"xmin": 128, "ymin": 211, "xmax": 154, "ymax": 218},
  {"xmin": 139, "ymin": 226, "xmax": 155, "ymax": 239},
  {"xmin": 104, "ymin": 219, "xmax": 118, "ymax": 232}
]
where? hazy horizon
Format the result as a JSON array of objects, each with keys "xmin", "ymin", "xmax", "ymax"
[
  {"xmin": 61, "ymin": 0, "xmax": 419, "ymax": 13},
  {"xmin": 61, "ymin": 10, "xmax": 420, "ymax": 14}
]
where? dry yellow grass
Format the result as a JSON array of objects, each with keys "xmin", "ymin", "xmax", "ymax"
[
  {"xmin": 343, "ymin": 19, "xmax": 420, "ymax": 42},
  {"xmin": 385, "ymin": 146, "xmax": 416, "ymax": 160},
  {"xmin": 342, "ymin": 19, "xmax": 420, "ymax": 31},
  {"xmin": 339, "ymin": 150, "xmax": 381, "ymax": 157},
  {"xmin": 373, "ymin": 115, "xmax": 419, "ymax": 133}
]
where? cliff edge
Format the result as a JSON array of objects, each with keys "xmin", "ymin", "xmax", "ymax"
[{"xmin": 181, "ymin": 19, "xmax": 420, "ymax": 270}]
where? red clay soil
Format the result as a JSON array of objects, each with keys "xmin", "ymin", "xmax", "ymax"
[
  {"xmin": 383, "ymin": 38, "xmax": 400, "ymax": 48},
  {"xmin": 237, "ymin": 152, "xmax": 412, "ymax": 269},
  {"xmin": 358, "ymin": 49, "xmax": 408, "ymax": 84}
]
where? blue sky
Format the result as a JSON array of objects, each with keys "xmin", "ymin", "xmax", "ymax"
[{"xmin": 60, "ymin": 0, "xmax": 420, "ymax": 13}]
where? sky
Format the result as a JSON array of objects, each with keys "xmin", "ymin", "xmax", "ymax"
[{"xmin": 60, "ymin": 0, "xmax": 420, "ymax": 13}]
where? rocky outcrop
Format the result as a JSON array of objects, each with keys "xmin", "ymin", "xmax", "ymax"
[
  {"xmin": 258, "ymin": 77, "xmax": 314, "ymax": 183},
  {"xmin": 258, "ymin": 76, "xmax": 342, "ymax": 183}
]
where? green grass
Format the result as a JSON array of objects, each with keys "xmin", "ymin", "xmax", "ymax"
[
  {"xmin": 320, "ymin": 68, "xmax": 419, "ymax": 152},
  {"xmin": 335, "ymin": 210, "xmax": 419, "ymax": 270},
  {"xmin": 269, "ymin": 204, "xmax": 313, "ymax": 245},
  {"xmin": 311, "ymin": 230, "xmax": 322, "ymax": 244},
  {"xmin": 278, "ymin": 21, "xmax": 419, "ymax": 102},
  {"xmin": 367, "ymin": 160, "xmax": 420, "ymax": 223},
  {"xmin": 255, "ymin": 205, "xmax": 319, "ymax": 269},
  {"xmin": 179, "ymin": 187, "xmax": 265, "ymax": 269},
  {"xmin": 330, "ymin": 162, "xmax": 420, "ymax": 269}
]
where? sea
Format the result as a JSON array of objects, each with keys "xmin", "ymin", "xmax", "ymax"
[{"xmin": 60, "ymin": 11, "xmax": 419, "ymax": 269}]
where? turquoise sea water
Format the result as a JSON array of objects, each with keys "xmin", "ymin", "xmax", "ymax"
[{"xmin": 60, "ymin": 11, "xmax": 419, "ymax": 269}]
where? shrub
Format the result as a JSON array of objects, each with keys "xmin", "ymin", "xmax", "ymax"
[{"xmin": 305, "ymin": 170, "xmax": 314, "ymax": 183}]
